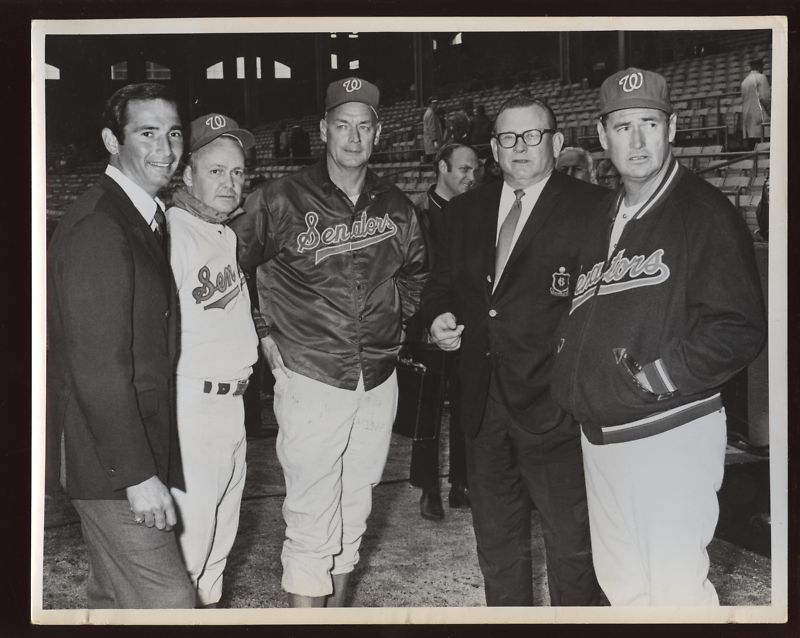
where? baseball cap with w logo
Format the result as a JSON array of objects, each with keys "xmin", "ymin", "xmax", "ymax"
[
  {"xmin": 189, "ymin": 113, "xmax": 255, "ymax": 154},
  {"xmin": 324, "ymin": 76, "xmax": 380, "ymax": 117},
  {"xmin": 599, "ymin": 67, "xmax": 672, "ymax": 116}
]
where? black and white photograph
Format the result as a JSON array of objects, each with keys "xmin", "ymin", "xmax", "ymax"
[{"xmin": 31, "ymin": 15, "xmax": 788, "ymax": 626}]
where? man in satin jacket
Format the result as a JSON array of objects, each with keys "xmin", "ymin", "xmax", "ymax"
[{"xmin": 231, "ymin": 77, "xmax": 428, "ymax": 608}]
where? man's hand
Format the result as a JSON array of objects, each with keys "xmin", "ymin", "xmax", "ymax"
[
  {"xmin": 126, "ymin": 475, "xmax": 177, "ymax": 531},
  {"xmin": 430, "ymin": 312, "xmax": 464, "ymax": 351},
  {"xmin": 261, "ymin": 334, "xmax": 292, "ymax": 377}
]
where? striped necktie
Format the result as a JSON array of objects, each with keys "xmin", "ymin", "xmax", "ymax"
[
  {"xmin": 494, "ymin": 188, "xmax": 525, "ymax": 280},
  {"xmin": 153, "ymin": 206, "xmax": 168, "ymax": 255}
]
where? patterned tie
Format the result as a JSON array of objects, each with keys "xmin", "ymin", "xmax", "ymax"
[
  {"xmin": 494, "ymin": 188, "xmax": 525, "ymax": 280},
  {"xmin": 153, "ymin": 206, "xmax": 168, "ymax": 256}
]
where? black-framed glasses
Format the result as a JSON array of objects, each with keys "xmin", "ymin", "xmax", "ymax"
[{"xmin": 493, "ymin": 128, "xmax": 556, "ymax": 149}]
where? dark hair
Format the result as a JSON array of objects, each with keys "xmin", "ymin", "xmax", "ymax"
[
  {"xmin": 750, "ymin": 58, "xmax": 764, "ymax": 72},
  {"xmin": 493, "ymin": 95, "xmax": 557, "ymax": 132},
  {"xmin": 434, "ymin": 142, "xmax": 476, "ymax": 175},
  {"xmin": 102, "ymin": 82, "xmax": 178, "ymax": 144}
]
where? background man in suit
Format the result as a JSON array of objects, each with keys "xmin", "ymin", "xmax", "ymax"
[
  {"xmin": 422, "ymin": 96, "xmax": 444, "ymax": 162},
  {"xmin": 740, "ymin": 58, "xmax": 771, "ymax": 150},
  {"xmin": 420, "ymin": 95, "xmax": 604, "ymax": 606},
  {"xmin": 47, "ymin": 83, "xmax": 195, "ymax": 608},
  {"xmin": 409, "ymin": 143, "xmax": 479, "ymax": 521}
]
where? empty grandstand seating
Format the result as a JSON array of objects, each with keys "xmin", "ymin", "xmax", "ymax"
[{"xmin": 44, "ymin": 31, "xmax": 771, "ymax": 237}]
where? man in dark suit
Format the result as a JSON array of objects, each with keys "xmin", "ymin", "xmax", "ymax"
[
  {"xmin": 409, "ymin": 142, "xmax": 479, "ymax": 520},
  {"xmin": 420, "ymin": 95, "xmax": 605, "ymax": 606},
  {"xmin": 47, "ymin": 83, "xmax": 195, "ymax": 608}
]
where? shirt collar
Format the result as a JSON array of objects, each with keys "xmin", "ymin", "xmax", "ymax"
[
  {"xmin": 501, "ymin": 170, "xmax": 551, "ymax": 206},
  {"xmin": 427, "ymin": 185, "xmax": 448, "ymax": 210},
  {"xmin": 105, "ymin": 165, "xmax": 165, "ymax": 226}
]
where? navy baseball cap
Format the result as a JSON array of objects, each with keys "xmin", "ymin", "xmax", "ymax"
[
  {"xmin": 325, "ymin": 77, "xmax": 380, "ymax": 117},
  {"xmin": 599, "ymin": 67, "xmax": 672, "ymax": 116},
  {"xmin": 189, "ymin": 113, "xmax": 255, "ymax": 154}
]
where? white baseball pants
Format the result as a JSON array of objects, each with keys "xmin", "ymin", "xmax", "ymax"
[
  {"xmin": 170, "ymin": 376, "xmax": 248, "ymax": 606},
  {"xmin": 274, "ymin": 368, "xmax": 397, "ymax": 597},
  {"xmin": 581, "ymin": 409, "xmax": 727, "ymax": 606}
]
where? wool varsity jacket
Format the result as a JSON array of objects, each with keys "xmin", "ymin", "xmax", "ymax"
[
  {"xmin": 231, "ymin": 161, "xmax": 429, "ymax": 392},
  {"xmin": 550, "ymin": 157, "xmax": 766, "ymax": 444}
]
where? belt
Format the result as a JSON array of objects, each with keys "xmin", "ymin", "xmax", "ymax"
[{"xmin": 203, "ymin": 379, "xmax": 249, "ymax": 396}]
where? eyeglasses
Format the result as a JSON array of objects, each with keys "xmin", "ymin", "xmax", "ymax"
[{"xmin": 493, "ymin": 128, "xmax": 556, "ymax": 149}]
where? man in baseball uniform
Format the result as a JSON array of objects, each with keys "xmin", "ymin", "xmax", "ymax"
[
  {"xmin": 232, "ymin": 77, "xmax": 428, "ymax": 607},
  {"xmin": 551, "ymin": 68, "xmax": 767, "ymax": 605},
  {"xmin": 166, "ymin": 113, "xmax": 258, "ymax": 607}
]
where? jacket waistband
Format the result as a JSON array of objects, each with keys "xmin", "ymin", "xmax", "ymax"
[{"xmin": 595, "ymin": 394, "xmax": 722, "ymax": 444}]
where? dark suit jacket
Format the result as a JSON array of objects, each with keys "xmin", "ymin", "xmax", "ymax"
[
  {"xmin": 47, "ymin": 174, "xmax": 183, "ymax": 499},
  {"xmin": 421, "ymin": 170, "xmax": 608, "ymax": 437}
]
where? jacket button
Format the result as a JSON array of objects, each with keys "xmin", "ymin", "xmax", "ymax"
[
  {"xmin": 485, "ymin": 351, "xmax": 491, "ymax": 357},
  {"xmin": 108, "ymin": 468, "xmax": 116, "ymax": 475},
  {"xmin": 486, "ymin": 274, "xmax": 492, "ymax": 283},
  {"xmin": 488, "ymin": 309, "xmax": 497, "ymax": 318},
  {"xmin": 164, "ymin": 310, "xmax": 170, "ymax": 318}
]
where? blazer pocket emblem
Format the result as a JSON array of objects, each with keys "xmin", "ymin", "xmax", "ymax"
[{"xmin": 549, "ymin": 267, "xmax": 570, "ymax": 297}]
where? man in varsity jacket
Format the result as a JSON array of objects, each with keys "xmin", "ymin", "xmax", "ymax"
[{"xmin": 551, "ymin": 68, "xmax": 767, "ymax": 606}]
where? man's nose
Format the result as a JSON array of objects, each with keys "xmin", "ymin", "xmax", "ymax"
[{"xmin": 631, "ymin": 125, "xmax": 645, "ymax": 148}]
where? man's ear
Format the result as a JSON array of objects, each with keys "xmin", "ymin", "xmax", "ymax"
[
  {"xmin": 597, "ymin": 120, "xmax": 609, "ymax": 151},
  {"xmin": 319, "ymin": 118, "xmax": 327, "ymax": 144},
  {"xmin": 374, "ymin": 122, "xmax": 382, "ymax": 146},
  {"xmin": 490, "ymin": 137, "xmax": 499, "ymax": 163},
  {"xmin": 437, "ymin": 159, "xmax": 448, "ymax": 174},
  {"xmin": 101, "ymin": 128, "xmax": 119, "ymax": 155},
  {"xmin": 667, "ymin": 112, "xmax": 677, "ymax": 144},
  {"xmin": 182, "ymin": 163, "xmax": 193, "ymax": 189},
  {"xmin": 551, "ymin": 131, "xmax": 565, "ymax": 158}
]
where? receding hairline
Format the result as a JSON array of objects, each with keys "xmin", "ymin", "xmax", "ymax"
[{"xmin": 494, "ymin": 102, "xmax": 556, "ymax": 132}]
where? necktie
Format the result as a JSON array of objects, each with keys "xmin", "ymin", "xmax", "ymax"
[
  {"xmin": 494, "ymin": 188, "xmax": 525, "ymax": 280},
  {"xmin": 153, "ymin": 206, "xmax": 168, "ymax": 256}
]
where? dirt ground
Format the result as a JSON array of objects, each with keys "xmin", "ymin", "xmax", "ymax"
[{"xmin": 39, "ymin": 403, "xmax": 771, "ymax": 616}]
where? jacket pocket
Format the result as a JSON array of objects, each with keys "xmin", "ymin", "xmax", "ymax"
[{"xmin": 613, "ymin": 348, "xmax": 670, "ymax": 405}]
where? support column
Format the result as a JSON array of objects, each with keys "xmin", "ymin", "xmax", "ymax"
[
  {"xmin": 559, "ymin": 32, "xmax": 571, "ymax": 85},
  {"xmin": 243, "ymin": 40, "xmax": 258, "ymax": 127},
  {"xmin": 413, "ymin": 33, "xmax": 426, "ymax": 108},
  {"xmin": 617, "ymin": 31, "xmax": 627, "ymax": 71},
  {"xmin": 314, "ymin": 33, "xmax": 326, "ymax": 115}
]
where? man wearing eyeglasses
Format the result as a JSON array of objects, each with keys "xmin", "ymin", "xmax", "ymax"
[{"xmin": 420, "ymin": 95, "xmax": 605, "ymax": 606}]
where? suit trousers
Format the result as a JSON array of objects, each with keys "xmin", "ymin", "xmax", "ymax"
[
  {"xmin": 465, "ymin": 394, "xmax": 601, "ymax": 606},
  {"xmin": 71, "ymin": 499, "xmax": 195, "ymax": 608},
  {"xmin": 410, "ymin": 350, "xmax": 467, "ymax": 490}
]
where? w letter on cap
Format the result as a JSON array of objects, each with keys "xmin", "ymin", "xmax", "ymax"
[
  {"xmin": 343, "ymin": 78, "xmax": 362, "ymax": 92},
  {"xmin": 619, "ymin": 72, "xmax": 644, "ymax": 93},
  {"xmin": 205, "ymin": 114, "xmax": 227, "ymax": 130}
]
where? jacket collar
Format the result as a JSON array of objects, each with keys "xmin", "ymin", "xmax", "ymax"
[
  {"xmin": 611, "ymin": 155, "xmax": 682, "ymax": 222},
  {"xmin": 312, "ymin": 159, "xmax": 392, "ymax": 202}
]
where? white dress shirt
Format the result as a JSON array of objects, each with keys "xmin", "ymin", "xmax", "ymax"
[
  {"xmin": 493, "ymin": 172, "xmax": 551, "ymax": 290},
  {"xmin": 105, "ymin": 165, "xmax": 166, "ymax": 231}
]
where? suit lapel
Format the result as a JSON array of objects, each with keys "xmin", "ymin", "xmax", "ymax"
[
  {"xmin": 101, "ymin": 175, "xmax": 170, "ymax": 276},
  {"xmin": 473, "ymin": 182, "xmax": 502, "ymax": 299},
  {"xmin": 493, "ymin": 172, "xmax": 562, "ymax": 298}
]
